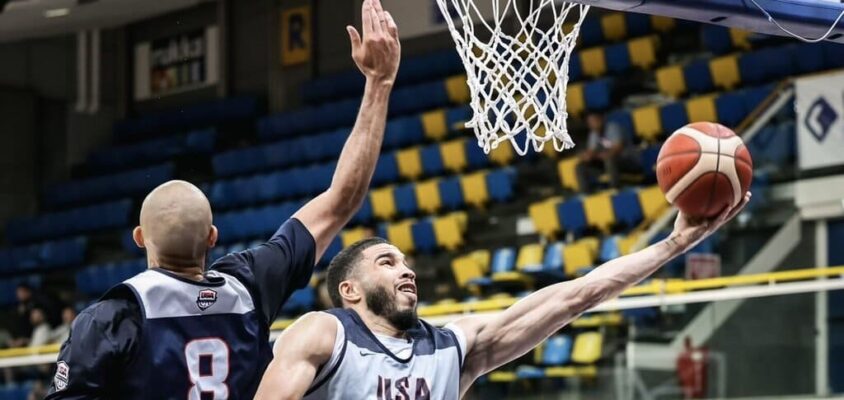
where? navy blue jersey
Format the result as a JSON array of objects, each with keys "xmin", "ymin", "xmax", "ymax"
[{"xmin": 46, "ymin": 219, "xmax": 315, "ymax": 400}]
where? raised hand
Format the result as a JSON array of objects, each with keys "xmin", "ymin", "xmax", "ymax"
[
  {"xmin": 670, "ymin": 192, "xmax": 752, "ymax": 252},
  {"xmin": 346, "ymin": 0, "xmax": 401, "ymax": 84}
]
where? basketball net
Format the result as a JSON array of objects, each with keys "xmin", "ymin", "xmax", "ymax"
[{"xmin": 436, "ymin": 0, "xmax": 590, "ymax": 155}]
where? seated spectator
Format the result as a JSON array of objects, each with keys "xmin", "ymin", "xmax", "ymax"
[
  {"xmin": 28, "ymin": 307, "xmax": 51, "ymax": 348},
  {"xmin": 8, "ymin": 284, "xmax": 36, "ymax": 348},
  {"xmin": 49, "ymin": 307, "xmax": 76, "ymax": 344},
  {"xmin": 576, "ymin": 111, "xmax": 641, "ymax": 193}
]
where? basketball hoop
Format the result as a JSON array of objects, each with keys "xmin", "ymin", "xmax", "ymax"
[{"xmin": 436, "ymin": 0, "xmax": 590, "ymax": 155}]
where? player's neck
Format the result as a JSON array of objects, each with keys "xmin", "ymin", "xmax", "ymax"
[
  {"xmin": 357, "ymin": 307, "xmax": 406, "ymax": 339},
  {"xmin": 148, "ymin": 253, "xmax": 205, "ymax": 281}
]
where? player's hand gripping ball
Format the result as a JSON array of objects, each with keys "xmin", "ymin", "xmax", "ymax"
[{"xmin": 656, "ymin": 122, "xmax": 753, "ymax": 218}]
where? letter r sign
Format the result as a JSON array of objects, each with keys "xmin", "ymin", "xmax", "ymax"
[{"xmin": 281, "ymin": 5, "xmax": 311, "ymax": 66}]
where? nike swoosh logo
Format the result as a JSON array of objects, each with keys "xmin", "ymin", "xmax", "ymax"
[{"xmin": 359, "ymin": 351, "xmax": 377, "ymax": 357}]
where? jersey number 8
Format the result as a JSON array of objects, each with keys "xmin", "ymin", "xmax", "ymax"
[{"xmin": 185, "ymin": 338, "xmax": 230, "ymax": 400}]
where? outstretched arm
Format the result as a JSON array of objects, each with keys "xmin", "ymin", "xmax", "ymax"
[
  {"xmin": 453, "ymin": 194, "xmax": 751, "ymax": 394},
  {"xmin": 254, "ymin": 312, "xmax": 338, "ymax": 400},
  {"xmin": 294, "ymin": 0, "xmax": 401, "ymax": 260}
]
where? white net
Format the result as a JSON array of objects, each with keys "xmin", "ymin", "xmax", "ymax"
[{"xmin": 436, "ymin": 0, "xmax": 590, "ymax": 155}]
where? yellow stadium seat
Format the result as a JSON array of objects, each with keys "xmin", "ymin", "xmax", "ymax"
[
  {"xmin": 651, "ymin": 16, "xmax": 676, "ymax": 32},
  {"xmin": 341, "ymin": 227, "xmax": 370, "ymax": 247},
  {"xmin": 730, "ymin": 28, "xmax": 752, "ymax": 50},
  {"xmin": 529, "ymin": 197, "xmax": 562, "ymax": 238},
  {"xmin": 452, "ymin": 211, "xmax": 468, "ymax": 232},
  {"xmin": 516, "ymin": 244, "xmax": 545, "ymax": 271},
  {"xmin": 441, "ymin": 139, "xmax": 468, "ymax": 173},
  {"xmin": 631, "ymin": 105, "xmax": 663, "ymax": 142},
  {"xmin": 601, "ymin": 13, "xmax": 627, "ymax": 41},
  {"xmin": 370, "ymin": 186, "xmax": 397, "ymax": 220},
  {"xmin": 445, "ymin": 75, "xmax": 470, "ymax": 103},
  {"xmin": 710, "ymin": 54, "xmax": 741, "ymax": 90},
  {"xmin": 415, "ymin": 179, "xmax": 442, "ymax": 215},
  {"xmin": 618, "ymin": 234, "xmax": 639, "ymax": 255},
  {"xmin": 557, "ymin": 157, "xmax": 580, "ymax": 191},
  {"xmin": 421, "ymin": 109, "xmax": 448, "ymax": 141},
  {"xmin": 396, "ymin": 147, "xmax": 423, "ymax": 180},
  {"xmin": 579, "ymin": 47, "xmax": 607, "ymax": 78},
  {"xmin": 579, "ymin": 237, "xmax": 600, "ymax": 255},
  {"xmin": 489, "ymin": 143, "xmax": 514, "ymax": 166},
  {"xmin": 656, "ymin": 65, "xmax": 686, "ymax": 98},
  {"xmin": 686, "ymin": 95, "xmax": 718, "ymax": 123},
  {"xmin": 451, "ymin": 254, "xmax": 485, "ymax": 287},
  {"xmin": 584, "ymin": 192, "xmax": 616, "ymax": 233},
  {"xmin": 460, "ymin": 172, "xmax": 489, "ymax": 208},
  {"xmin": 468, "ymin": 249, "xmax": 491, "ymax": 274},
  {"xmin": 638, "ymin": 185, "xmax": 669, "ymax": 221},
  {"xmin": 387, "ymin": 220, "xmax": 415, "ymax": 253},
  {"xmin": 563, "ymin": 241, "xmax": 595, "ymax": 276},
  {"xmin": 628, "ymin": 36, "xmax": 658, "ymax": 70},
  {"xmin": 434, "ymin": 214, "xmax": 464, "ymax": 250},
  {"xmin": 567, "ymin": 83, "xmax": 586, "ymax": 117},
  {"xmin": 572, "ymin": 332, "xmax": 603, "ymax": 364}
]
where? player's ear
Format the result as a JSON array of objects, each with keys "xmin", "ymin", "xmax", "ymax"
[
  {"xmin": 133, "ymin": 226, "xmax": 145, "ymax": 248},
  {"xmin": 208, "ymin": 225, "xmax": 218, "ymax": 248},
  {"xmin": 338, "ymin": 280, "xmax": 362, "ymax": 304}
]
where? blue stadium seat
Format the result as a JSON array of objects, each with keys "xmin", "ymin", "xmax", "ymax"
[
  {"xmin": 115, "ymin": 96, "xmax": 257, "ymax": 139},
  {"xmin": 737, "ymin": 51, "xmax": 765, "ymax": 85},
  {"xmin": 558, "ymin": 198, "xmax": 587, "ymax": 237},
  {"xmin": 542, "ymin": 335, "xmax": 573, "ymax": 365},
  {"xmin": 715, "ymin": 92, "xmax": 747, "ymax": 128},
  {"xmin": 659, "ymin": 102, "xmax": 689, "ymax": 133},
  {"xmin": 321, "ymin": 237, "xmax": 343, "ymax": 266},
  {"xmin": 349, "ymin": 197, "xmax": 373, "ymax": 225},
  {"xmin": 568, "ymin": 52, "xmax": 583, "ymax": 82},
  {"xmin": 824, "ymin": 42, "xmax": 844, "ymax": 69},
  {"xmin": 465, "ymin": 139, "xmax": 489, "ymax": 170},
  {"xmin": 390, "ymin": 81, "xmax": 449, "ymax": 116},
  {"xmin": 384, "ymin": 116, "xmax": 425, "ymax": 150},
  {"xmin": 372, "ymin": 154, "xmax": 399, "ymax": 186},
  {"xmin": 421, "ymin": 144, "xmax": 445, "ymax": 177},
  {"xmin": 740, "ymin": 84, "xmax": 775, "ymax": 113},
  {"xmin": 281, "ymin": 286, "xmax": 316, "ymax": 315},
  {"xmin": 701, "ymin": 25, "xmax": 732, "ymax": 55},
  {"xmin": 793, "ymin": 43, "xmax": 825, "ymax": 74},
  {"xmin": 611, "ymin": 190, "xmax": 643, "ymax": 229},
  {"xmin": 543, "ymin": 242, "xmax": 565, "ymax": 272},
  {"xmin": 438, "ymin": 177, "xmax": 464, "ymax": 210},
  {"xmin": 607, "ymin": 111, "xmax": 635, "ymax": 143},
  {"xmin": 491, "ymin": 247, "xmax": 516, "ymax": 274},
  {"xmin": 579, "ymin": 18, "xmax": 604, "ymax": 47},
  {"xmin": 640, "ymin": 145, "xmax": 660, "ymax": 180},
  {"xmin": 626, "ymin": 13, "xmax": 651, "ymax": 37},
  {"xmin": 683, "ymin": 60, "xmax": 714, "ymax": 94},
  {"xmin": 605, "ymin": 43, "xmax": 631, "ymax": 74},
  {"xmin": 394, "ymin": 184, "xmax": 418, "ymax": 218},
  {"xmin": 584, "ymin": 78, "xmax": 612, "ymax": 111},
  {"xmin": 446, "ymin": 105, "xmax": 472, "ymax": 131},
  {"xmin": 599, "ymin": 236, "xmax": 621, "ymax": 263},
  {"xmin": 411, "ymin": 220, "xmax": 437, "ymax": 254},
  {"xmin": 45, "ymin": 163, "xmax": 174, "ymax": 208},
  {"xmin": 486, "ymin": 169, "xmax": 515, "ymax": 204}
]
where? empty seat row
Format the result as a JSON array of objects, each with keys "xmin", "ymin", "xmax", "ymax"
[
  {"xmin": 0, "ymin": 237, "xmax": 87, "ymax": 275},
  {"xmin": 0, "ymin": 276, "xmax": 42, "ymax": 306},
  {"xmin": 113, "ymin": 96, "xmax": 258, "ymax": 139},
  {"xmin": 370, "ymin": 169, "xmax": 516, "ymax": 221},
  {"xmin": 6, "ymin": 200, "xmax": 132, "ymax": 245},
  {"xmin": 529, "ymin": 186, "xmax": 668, "ymax": 239},
  {"xmin": 700, "ymin": 25, "xmax": 753, "ymax": 55},
  {"xmin": 209, "ymin": 136, "xmax": 510, "ymax": 211},
  {"xmin": 257, "ymin": 76, "xmax": 470, "ymax": 140},
  {"xmin": 0, "ymin": 381, "xmax": 35, "ymax": 400},
  {"xmin": 577, "ymin": 12, "xmax": 676, "ymax": 47},
  {"xmin": 375, "ymin": 212, "xmax": 468, "ymax": 254},
  {"xmin": 302, "ymin": 49, "xmax": 465, "ymax": 105},
  {"xmin": 610, "ymin": 83, "xmax": 776, "ymax": 143},
  {"xmin": 214, "ymin": 201, "xmax": 305, "ymax": 244},
  {"xmin": 657, "ymin": 42, "xmax": 844, "ymax": 98},
  {"xmin": 88, "ymin": 128, "xmax": 215, "ymax": 171},
  {"xmin": 76, "ymin": 259, "xmax": 146, "ymax": 296},
  {"xmin": 44, "ymin": 163, "xmax": 174, "ymax": 208},
  {"xmin": 570, "ymin": 35, "xmax": 661, "ymax": 82},
  {"xmin": 215, "ymin": 105, "xmax": 472, "ymax": 177}
]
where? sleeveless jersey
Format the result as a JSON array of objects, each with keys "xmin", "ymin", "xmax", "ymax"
[
  {"xmin": 110, "ymin": 269, "xmax": 269, "ymax": 399},
  {"xmin": 304, "ymin": 308, "xmax": 465, "ymax": 400}
]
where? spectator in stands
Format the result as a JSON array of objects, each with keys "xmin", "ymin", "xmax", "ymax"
[
  {"xmin": 49, "ymin": 307, "xmax": 76, "ymax": 344},
  {"xmin": 8, "ymin": 284, "xmax": 36, "ymax": 347},
  {"xmin": 28, "ymin": 307, "xmax": 52, "ymax": 348},
  {"xmin": 576, "ymin": 111, "xmax": 641, "ymax": 193}
]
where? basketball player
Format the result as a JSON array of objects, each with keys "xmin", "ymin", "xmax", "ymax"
[
  {"xmin": 45, "ymin": 1, "xmax": 400, "ymax": 398},
  {"xmin": 255, "ymin": 193, "xmax": 751, "ymax": 399}
]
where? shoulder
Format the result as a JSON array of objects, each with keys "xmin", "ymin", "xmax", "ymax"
[
  {"xmin": 273, "ymin": 311, "xmax": 338, "ymax": 358},
  {"xmin": 83, "ymin": 287, "xmax": 141, "ymax": 327}
]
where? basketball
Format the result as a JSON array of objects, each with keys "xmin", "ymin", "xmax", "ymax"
[{"xmin": 656, "ymin": 122, "xmax": 753, "ymax": 218}]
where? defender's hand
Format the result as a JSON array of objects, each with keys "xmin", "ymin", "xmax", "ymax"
[
  {"xmin": 347, "ymin": 0, "xmax": 401, "ymax": 84},
  {"xmin": 669, "ymin": 192, "xmax": 751, "ymax": 251}
]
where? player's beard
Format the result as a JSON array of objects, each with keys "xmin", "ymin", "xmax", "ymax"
[{"xmin": 366, "ymin": 285, "xmax": 418, "ymax": 331}]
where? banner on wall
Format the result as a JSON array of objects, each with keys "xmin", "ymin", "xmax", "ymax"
[
  {"xmin": 796, "ymin": 70, "xmax": 844, "ymax": 171},
  {"xmin": 134, "ymin": 26, "xmax": 219, "ymax": 101},
  {"xmin": 281, "ymin": 6, "xmax": 312, "ymax": 66},
  {"xmin": 380, "ymin": 0, "xmax": 499, "ymax": 39}
]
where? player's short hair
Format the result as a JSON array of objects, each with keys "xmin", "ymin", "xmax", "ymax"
[{"xmin": 326, "ymin": 237, "xmax": 389, "ymax": 307}]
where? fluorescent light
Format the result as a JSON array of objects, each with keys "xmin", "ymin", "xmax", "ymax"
[{"xmin": 44, "ymin": 8, "xmax": 70, "ymax": 18}]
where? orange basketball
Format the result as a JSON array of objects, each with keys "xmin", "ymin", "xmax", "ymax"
[{"xmin": 656, "ymin": 122, "xmax": 753, "ymax": 218}]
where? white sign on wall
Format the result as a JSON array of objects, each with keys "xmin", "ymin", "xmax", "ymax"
[
  {"xmin": 134, "ymin": 25, "xmax": 219, "ymax": 101},
  {"xmin": 795, "ymin": 70, "xmax": 844, "ymax": 171}
]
